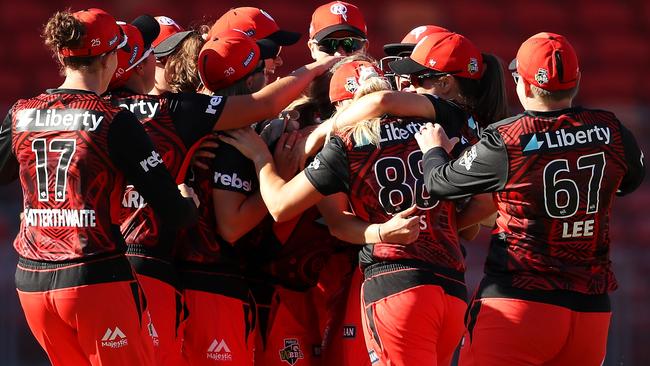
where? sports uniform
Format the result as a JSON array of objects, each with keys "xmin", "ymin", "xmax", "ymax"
[
  {"xmin": 104, "ymin": 16, "xmax": 235, "ymax": 366},
  {"xmin": 419, "ymin": 33, "xmax": 646, "ymax": 366},
  {"xmin": 303, "ymin": 94, "xmax": 479, "ymax": 365},
  {"xmin": 0, "ymin": 86, "xmax": 198, "ymax": 365}
]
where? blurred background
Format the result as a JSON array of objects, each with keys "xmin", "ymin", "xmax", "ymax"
[{"xmin": 0, "ymin": 0, "xmax": 648, "ymax": 364}]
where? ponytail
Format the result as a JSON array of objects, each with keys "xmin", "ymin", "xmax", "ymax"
[{"xmin": 456, "ymin": 53, "xmax": 509, "ymax": 125}]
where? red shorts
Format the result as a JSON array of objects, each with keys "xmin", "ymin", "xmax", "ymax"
[
  {"xmin": 361, "ymin": 265, "xmax": 467, "ymax": 366},
  {"xmin": 459, "ymin": 279, "xmax": 611, "ymax": 366},
  {"xmin": 136, "ymin": 274, "xmax": 186, "ymax": 366},
  {"xmin": 255, "ymin": 287, "xmax": 322, "ymax": 366},
  {"xmin": 16, "ymin": 255, "xmax": 156, "ymax": 366},
  {"xmin": 181, "ymin": 271, "xmax": 255, "ymax": 366},
  {"xmin": 322, "ymin": 266, "xmax": 370, "ymax": 366}
]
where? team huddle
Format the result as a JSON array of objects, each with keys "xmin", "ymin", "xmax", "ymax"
[{"xmin": 0, "ymin": 2, "xmax": 645, "ymax": 366}]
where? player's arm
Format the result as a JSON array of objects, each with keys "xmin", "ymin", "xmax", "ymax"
[
  {"xmin": 210, "ymin": 145, "xmax": 268, "ymax": 243},
  {"xmin": 457, "ymin": 193, "xmax": 497, "ymax": 231},
  {"xmin": 219, "ymin": 129, "xmax": 349, "ymax": 222},
  {"xmin": 303, "ymin": 93, "xmax": 452, "ymax": 160},
  {"xmin": 172, "ymin": 56, "xmax": 341, "ymax": 146},
  {"xmin": 0, "ymin": 107, "xmax": 19, "ymax": 184},
  {"xmin": 617, "ymin": 124, "xmax": 645, "ymax": 196},
  {"xmin": 416, "ymin": 123, "xmax": 509, "ymax": 200},
  {"xmin": 108, "ymin": 110, "xmax": 198, "ymax": 228},
  {"xmin": 318, "ymin": 194, "xmax": 420, "ymax": 245}
]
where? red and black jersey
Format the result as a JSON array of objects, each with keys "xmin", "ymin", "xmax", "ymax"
[
  {"xmin": 0, "ymin": 89, "xmax": 196, "ymax": 262},
  {"xmin": 105, "ymin": 89, "xmax": 227, "ymax": 259},
  {"xmin": 422, "ymin": 107, "xmax": 646, "ymax": 294},
  {"xmin": 304, "ymin": 96, "xmax": 478, "ymax": 271}
]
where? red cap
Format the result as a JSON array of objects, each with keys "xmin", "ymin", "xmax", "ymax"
[
  {"xmin": 109, "ymin": 23, "xmax": 144, "ymax": 89},
  {"xmin": 510, "ymin": 32, "xmax": 579, "ymax": 91},
  {"xmin": 198, "ymin": 30, "xmax": 276, "ymax": 92},
  {"xmin": 389, "ymin": 31, "xmax": 483, "ymax": 80},
  {"xmin": 329, "ymin": 61, "xmax": 383, "ymax": 103},
  {"xmin": 208, "ymin": 7, "xmax": 301, "ymax": 46},
  {"xmin": 384, "ymin": 25, "xmax": 449, "ymax": 56},
  {"xmin": 59, "ymin": 8, "xmax": 127, "ymax": 57},
  {"xmin": 309, "ymin": 1, "xmax": 367, "ymax": 42},
  {"xmin": 108, "ymin": 15, "xmax": 160, "ymax": 90},
  {"xmin": 152, "ymin": 16, "xmax": 184, "ymax": 48}
]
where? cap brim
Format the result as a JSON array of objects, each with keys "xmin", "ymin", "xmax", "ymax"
[
  {"xmin": 389, "ymin": 57, "xmax": 428, "ymax": 75},
  {"xmin": 131, "ymin": 15, "xmax": 160, "ymax": 49},
  {"xmin": 266, "ymin": 30, "xmax": 301, "ymax": 46},
  {"xmin": 508, "ymin": 58, "xmax": 517, "ymax": 71},
  {"xmin": 257, "ymin": 39, "xmax": 279, "ymax": 60},
  {"xmin": 312, "ymin": 24, "xmax": 366, "ymax": 42},
  {"xmin": 383, "ymin": 43, "xmax": 415, "ymax": 56},
  {"xmin": 154, "ymin": 30, "xmax": 194, "ymax": 58}
]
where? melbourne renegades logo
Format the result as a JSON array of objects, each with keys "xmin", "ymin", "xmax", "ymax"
[{"xmin": 279, "ymin": 338, "xmax": 304, "ymax": 365}]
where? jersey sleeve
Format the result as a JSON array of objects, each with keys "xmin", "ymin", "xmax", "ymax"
[
  {"xmin": 422, "ymin": 126, "xmax": 509, "ymax": 200},
  {"xmin": 304, "ymin": 136, "xmax": 350, "ymax": 195},
  {"xmin": 108, "ymin": 110, "xmax": 197, "ymax": 227},
  {"xmin": 168, "ymin": 92, "xmax": 228, "ymax": 146},
  {"xmin": 617, "ymin": 123, "xmax": 645, "ymax": 196},
  {"xmin": 211, "ymin": 143, "xmax": 257, "ymax": 195},
  {"xmin": 422, "ymin": 94, "xmax": 474, "ymax": 156},
  {"xmin": 0, "ymin": 106, "xmax": 19, "ymax": 184}
]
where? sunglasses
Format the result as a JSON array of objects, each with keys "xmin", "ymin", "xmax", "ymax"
[
  {"xmin": 317, "ymin": 37, "xmax": 366, "ymax": 54},
  {"xmin": 511, "ymin": 71, "xmax": 521, "ymax": 85}
]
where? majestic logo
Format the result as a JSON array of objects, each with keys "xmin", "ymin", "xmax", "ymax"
[
  {"xmin": 330, "ymin": 3, "xmax": 348, "ymax": 21},
  {"xmin": 344, "ymin": 77, "xmax": 359, "ymax": 94},
  {"xmin": 16, "ymin": 108, "xmax": 104, "ymax": 132},
  {"xmin": 213, "ymin": 172, "xmax": 253, "ymax": 192},
  {"xmin": 468, "ymin": 58, "xmax": 479, "ymax": 75},
  {"xmin": 410, "ymin": 26, "xmax": 428, "ymax": 41},
  {"xmin": 128, "ymin": 45, "xmax": 140, "ymax": 64},
  {"xmin": 140, "ymin": 150, "xmax": 164, "ymax": 172},
  {"xmin": 520, "ymin": 125, "xmax": 611, "ymax": 155},
  {"xmin": 207, "ymin": 339, "xmax": 232, "ymax": 361},
  {"xmin": 535, "ymin": 68, "xmax": 549, "ymax": 85},
  {"xmin": 101, "ymin": 327, "xmax": 128, "ymax": 348},
  {"xmin": 279, "ymin": 338, "xmax": 304, "ymax": 365},
  {"xmin": 458, "ymin": 146, "xmax": 477, "ymax": 171},
  {"xmin": 205, "ymin": 96, "xmax": 224, "ymax": 115},
  {"xmin": 342, "ymin": 325, "xmax": 356, "ymax": 338}
]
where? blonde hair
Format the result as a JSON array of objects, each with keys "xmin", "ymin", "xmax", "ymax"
[{"xmin": 333, "ymin": 76, "xmax": 393, "ymax": 146}]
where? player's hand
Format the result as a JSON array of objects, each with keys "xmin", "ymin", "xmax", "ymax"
[
  {"xmin": 274, "ymin": 131, "xmax": 302, "ymax": 181},
  {"xmin": 218, "ymin": 127, "xmax": 272, "ymax": 165},
  {"xmin": 178, "ymin": 183, "xmax": 200, "ymax": 208},
  {"xmin": 309, "ymin": 55, "xmax": 344, "ymax": 75},
  {"xmin": 191, "ymin": 135, "xmax": 219, "ymax": 170},
  {"xmin": 414, "ymin": 122, "xmax": 459, "ymax": 154},
  {"xmin": 378, "ymin": 205, "xmax": 421, "ymax": 244}
]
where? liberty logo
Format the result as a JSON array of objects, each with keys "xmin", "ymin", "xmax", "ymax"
[
  {"xmin": 520, "ymin": 125, "xmax": 611, "ymax": 155},
  {"xmin": 101, "ymin": 327, "xmax": 128, "ymax": 348}
]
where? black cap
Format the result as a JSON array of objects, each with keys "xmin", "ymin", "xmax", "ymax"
[
  {"xmin": 383, "ymin": 43, "xmax": 416, "ymax": 57},
  {"xmin": 389, "ymin": 57, "xmax": 429, "ymax": 76},
  {"xmin": 257, "ymin": 38, "xmax": 280, "ymax": 60},
  {"xmin": 266, "ymin": 29, "xmax": 301, "ymax": 46},
  {"xmin": 312, "ymin": 24, "xmax": 366, "ymax": 42},
  {"xmin": 131, "ymin": 15, "xmax": 160, "ymax": 50},
  {"xmin": 154, "ymin": 30, "xmax": 194, "ymax": 58}
]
